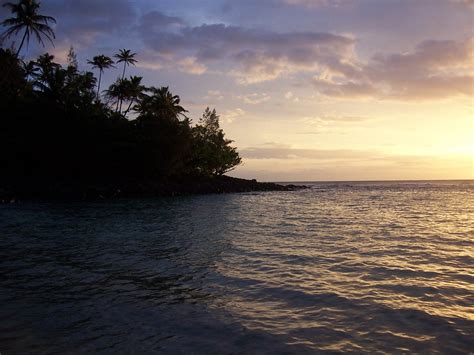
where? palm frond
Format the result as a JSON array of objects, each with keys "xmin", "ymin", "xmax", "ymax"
[
  {"xmin": 1, "ymin": 24, "xmax": 23, "ymax": 38},
  {"xmin": 1, "ymin": 0, "xmax": 56, "ymax": 56}
]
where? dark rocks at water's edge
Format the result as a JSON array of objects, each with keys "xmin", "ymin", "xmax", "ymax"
[
  {"xmin": 0, "ymin": 176, "xmax": 309, "ymax": 202},
  {"xmin": 0, "ymin": 187, "xmax": 17, "ymax": 204}
]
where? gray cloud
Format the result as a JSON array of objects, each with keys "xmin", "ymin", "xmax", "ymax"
[
  {"xmin": 136, "ymin": 9, "xmax": 473, "ymax": 97},
  {"xmin": 314, "ymin": 37, "xmax": 474, "ymax": 100},
  {"xmin": 240, "ymin": 144, "xmax": 381, "ymax": 160},
  {"xmin": 2, "ymin": 0, "xmax": 470, "ymax": 101},
  {"xmin": 282, "ymin": 0, "xmax": 352, "ymax": 8},
  {"xmin": 137, "ymin": 10, "xmax": 356, "ymax": 83},
  {"xmin": 40, "ymin": 0, "xmax": 137, "ymax": 45},
  {"xmin": 452, "ymin": 0, "xmax": 474, "ymax": 9}
]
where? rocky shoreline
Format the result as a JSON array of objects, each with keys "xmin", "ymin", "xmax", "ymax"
[{"xmin": 0, "ymin": 176, "xmax": 308, "ymax": 203}]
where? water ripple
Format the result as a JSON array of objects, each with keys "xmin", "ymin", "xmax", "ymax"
[{"xmin": 1, "ymin": 181, "xmax": 473, "ymax": 353}]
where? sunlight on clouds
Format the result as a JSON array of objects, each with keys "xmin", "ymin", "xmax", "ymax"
[
  {"xmin": 229, "ymin": 57, "xmax": 291, "ymax": 84},
  {"xmin": 284, "ymin": 91, "xmax": 300, "ymax": 102},
  {"xmin": 177, "ymin": 57, "xmax": 207, "ymax": 75},
  {"xmin": 237, "ymin": 93, "xmax": 271, "ymax": 104},
  {"xmin": 204, "ymin": 90, "xmax": 224, "ymax": 101},
  {"xmin": 221, "ymin": 108, "xmax": 246, "ymax": 124},
  {"xmin": 315, "ymin": 37, "xmax": 474, "ymax": 101},
  {"xmin": 452, "ymin": 0, "xmax": 474, "ymax": 8},
  {"xmin": 135, "ymin": 50, "xmax": 164, "ymax": 71}
]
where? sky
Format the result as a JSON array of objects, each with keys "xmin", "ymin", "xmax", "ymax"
[{"xmin": 2, "ymin": 0, "xmax": 473, "ymax": 181}]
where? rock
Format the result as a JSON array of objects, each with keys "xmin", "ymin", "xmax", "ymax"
[{"xmin": 0, "ymin": 175, "xmax": 310, "ymax": 201}]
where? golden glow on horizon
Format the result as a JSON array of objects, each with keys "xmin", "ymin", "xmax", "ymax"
[{"xmin": 221, "ymin": 94, "xmax": 474, "ymax": 181}]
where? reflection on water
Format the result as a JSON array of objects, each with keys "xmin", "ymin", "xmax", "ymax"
[{"xmin": 1, "ymin": 181, "xmax": 473, "ymax": 353}]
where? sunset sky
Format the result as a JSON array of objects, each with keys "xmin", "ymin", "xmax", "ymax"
[{"xmin": 3, "ymin": 0, "xmax": 473, "ymax": 181}]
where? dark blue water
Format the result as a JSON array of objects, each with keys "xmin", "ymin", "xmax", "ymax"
[{"xmin": 1, "ymin": 181, "xmax": 473, "ymax": 353}]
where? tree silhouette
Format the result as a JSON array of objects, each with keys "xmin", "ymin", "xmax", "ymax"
[
  {"xmin": 1, "ymin": 0, "xmax": 56, "ymax": 57},
  {"xmin": 106, "ymin": 76, "xmax": 145, "ymax": 116},
  {"xmin": 123, "ymin": 76, "xmax": 144, "ymax": 116},
  {"xmin": 87, "ymin": 54, "xmax": 115, "ymax": 101},
  {"xmin": 34, "ymin": 52, "xmax": 59, "ymax": 89},
  {"xmin": 137, "ymin": 86, "xmax": 187, "ymax": 121},
  {"xmin": 192, "ymin": 107, "xmax": 241, "ymax": 175},
  {"xmin": 0, "ymin": 48, "xmax": 25, "ymax": 97},
  {"xmin": 106, "ymin": 77, "xmax": 127, "ymax": 113},
  {"xmin": 113, "ymin": 49, "xmax": 138, "ymax": 111},
  {"xmin": 22, "ymin": 59, "xmax": 39, "ymax": 83},
  {"xmin": 0, "ymin": 3, "xmax": 244, "ymax": 189},
  {"xmin": 114, "ymin": 49, "xmax": 137, "ymax": 80},
  {"xmin": 66, "ymin": 46, "xmax": 78, "ymax": 71}
]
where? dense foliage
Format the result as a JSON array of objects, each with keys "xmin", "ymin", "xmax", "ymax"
[{"xmin": 0, "ymin": 1, "xmax": 241, "ymax": 186}]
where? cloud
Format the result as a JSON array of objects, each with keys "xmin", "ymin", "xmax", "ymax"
[
  {"xmin": 282, "ymin": 0, "xmax": 352, "ymax": 8},
  {"xmin": 137, "ymin": 11, "xmax": 357, "ymax": 84},
  {"xmin": 205, "ymin": 90, "xmax": 224, "ymax": 101},
  {"xmin": 136, "ymin": 51, "xmax": 208, "ymax": 74},
  {"xmin": 221, "ymin": 108, "xmax": 246, "ymax": 123},
  {"xmin": 134, "ymin": 50, "xmax": 166, "ymax": 71},
  {"xmin": 451, "ymin": 0, "xmax": 474, "ymax": 9},
  {"xmin": 138, "ymin": 10, "xmax": 185, "ymax": 33},
  {"xmin": 284, "ymin": 91, "xmax": 300, "ymax": 102},
  {"xmin": 5, "ymin": 0, "xmax": 469, "ymax": 103},
  {"xmin": 237, "ymin": 93, "xmax": 271, "ymax": 104},
  {"xmin": 290, "ymin": 115, "xmax": 374, "ymax": 135},
  {"xmin": 315, "ymin": 81, "xmax": 378, "ymax": 99},
  {"xmin": 240, "ymin": 144, "xmax": 380, "ymax": 160},
  {"xmin": 232, "ymin": 152, "xmax": 473, "ymax": 181},
  {"xmin": 314, "ymin": 37, "xmax": 474, "ymax": 100},
  {"xmin": 42, "ymin": 0, "xmax": 136, "ymax": 46},
  {"xmin": 302, "ymin": 115, "xmax": 374, "ymax": 123},
  {"xmin": 177, "ymin": 57, "xmax": 207, "ymax": 74}
]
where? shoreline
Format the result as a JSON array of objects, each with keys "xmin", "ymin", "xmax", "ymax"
[{"xmin": 0, "ymin": 176, "xmax": 308, "ymax": 203}]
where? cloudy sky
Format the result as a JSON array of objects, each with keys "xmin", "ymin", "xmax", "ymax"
[{"xmin": 3, "ymin": 0, "xmax": 473, "ymax": 181}]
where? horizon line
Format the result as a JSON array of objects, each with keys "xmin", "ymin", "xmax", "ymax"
[{"xmin": 267, "ymin": 178, "xmax": 474, "ymax": 183}]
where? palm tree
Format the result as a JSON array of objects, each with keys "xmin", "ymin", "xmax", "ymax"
[
  {"xmin": 106, "ymin": 76, "xmax": 145, "ymax": 116},
  {"xmin": 114, "ymin": 49, "xmax": 137, "ymax": 80},
  {"xmin": 123, "ymin": 76, "xmax": 145, "ymax": 116},
  {"xmin": 137, "ymin": 86, "xmax": 188, "ymax": 121},
  {"xmin": 105, "ymin": 78, "xmax": 127, "ymax": 112},
  {"xmin": 34, "ymin": 52, "xmax": 59, "ymax": 89},
  {"xmin": 1, "ymin": 0, "xmax": 56, "ymax": 57},
  {"xmin": 87, "ymin": 54, "xmax": 115, "ymax": 101},
  {"xmin": 22, "ymin": 59, "xmax": 39, "ymax": 81}
]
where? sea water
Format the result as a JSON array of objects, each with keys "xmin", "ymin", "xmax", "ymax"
[{"xmin": 1, "ymin": 181, "xmax": 473, "ymax": 353}]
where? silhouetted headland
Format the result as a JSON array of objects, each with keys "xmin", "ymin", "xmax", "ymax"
[
  {"xmin": 0, "ymin": 176, "xmax": 305, "ymax": 202},
  {"xmin": 0, "ymin": 1, "xmax": 307, "ymax": 203}
]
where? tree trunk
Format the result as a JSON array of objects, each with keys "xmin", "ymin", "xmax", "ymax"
[
  {"xmin": 122, "ymin": 62, "xmax": 126, "ymax": 80},
  {"xmin": 96, "ymin": 70, "xmax": 102, "ymax": 101},
  {"xmin": 124, "ymin": 98, "xmax": 134, "ymax": 116},
  {"xmin": 16, "ymin": 29, "xmax": 28, "ymax": 58}
]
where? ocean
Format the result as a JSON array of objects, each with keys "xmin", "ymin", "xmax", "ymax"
[{"xmin": 1, "ymin": 180, "xmax": 473, "ymax": 353}]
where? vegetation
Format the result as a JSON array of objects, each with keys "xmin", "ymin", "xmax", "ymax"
[
  {"xmin": 0, "ymin": 0, "xmax": 242, "ymax": 192},
  {"xmin": 87, "ymin": 55, "xmax": 115, "ymax": 101},
  {"xmin": 1, "ymin": 0, "xmax": 56, "ymax": 57}
]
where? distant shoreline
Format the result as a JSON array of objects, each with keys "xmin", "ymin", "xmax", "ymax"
[
  {"xmin": 270, "ymin": 179, "xmax": 473, "ymax": 184},
  {"xmin": 0, "ymin": 176, "xmax": 308, "ymax": 203}
]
